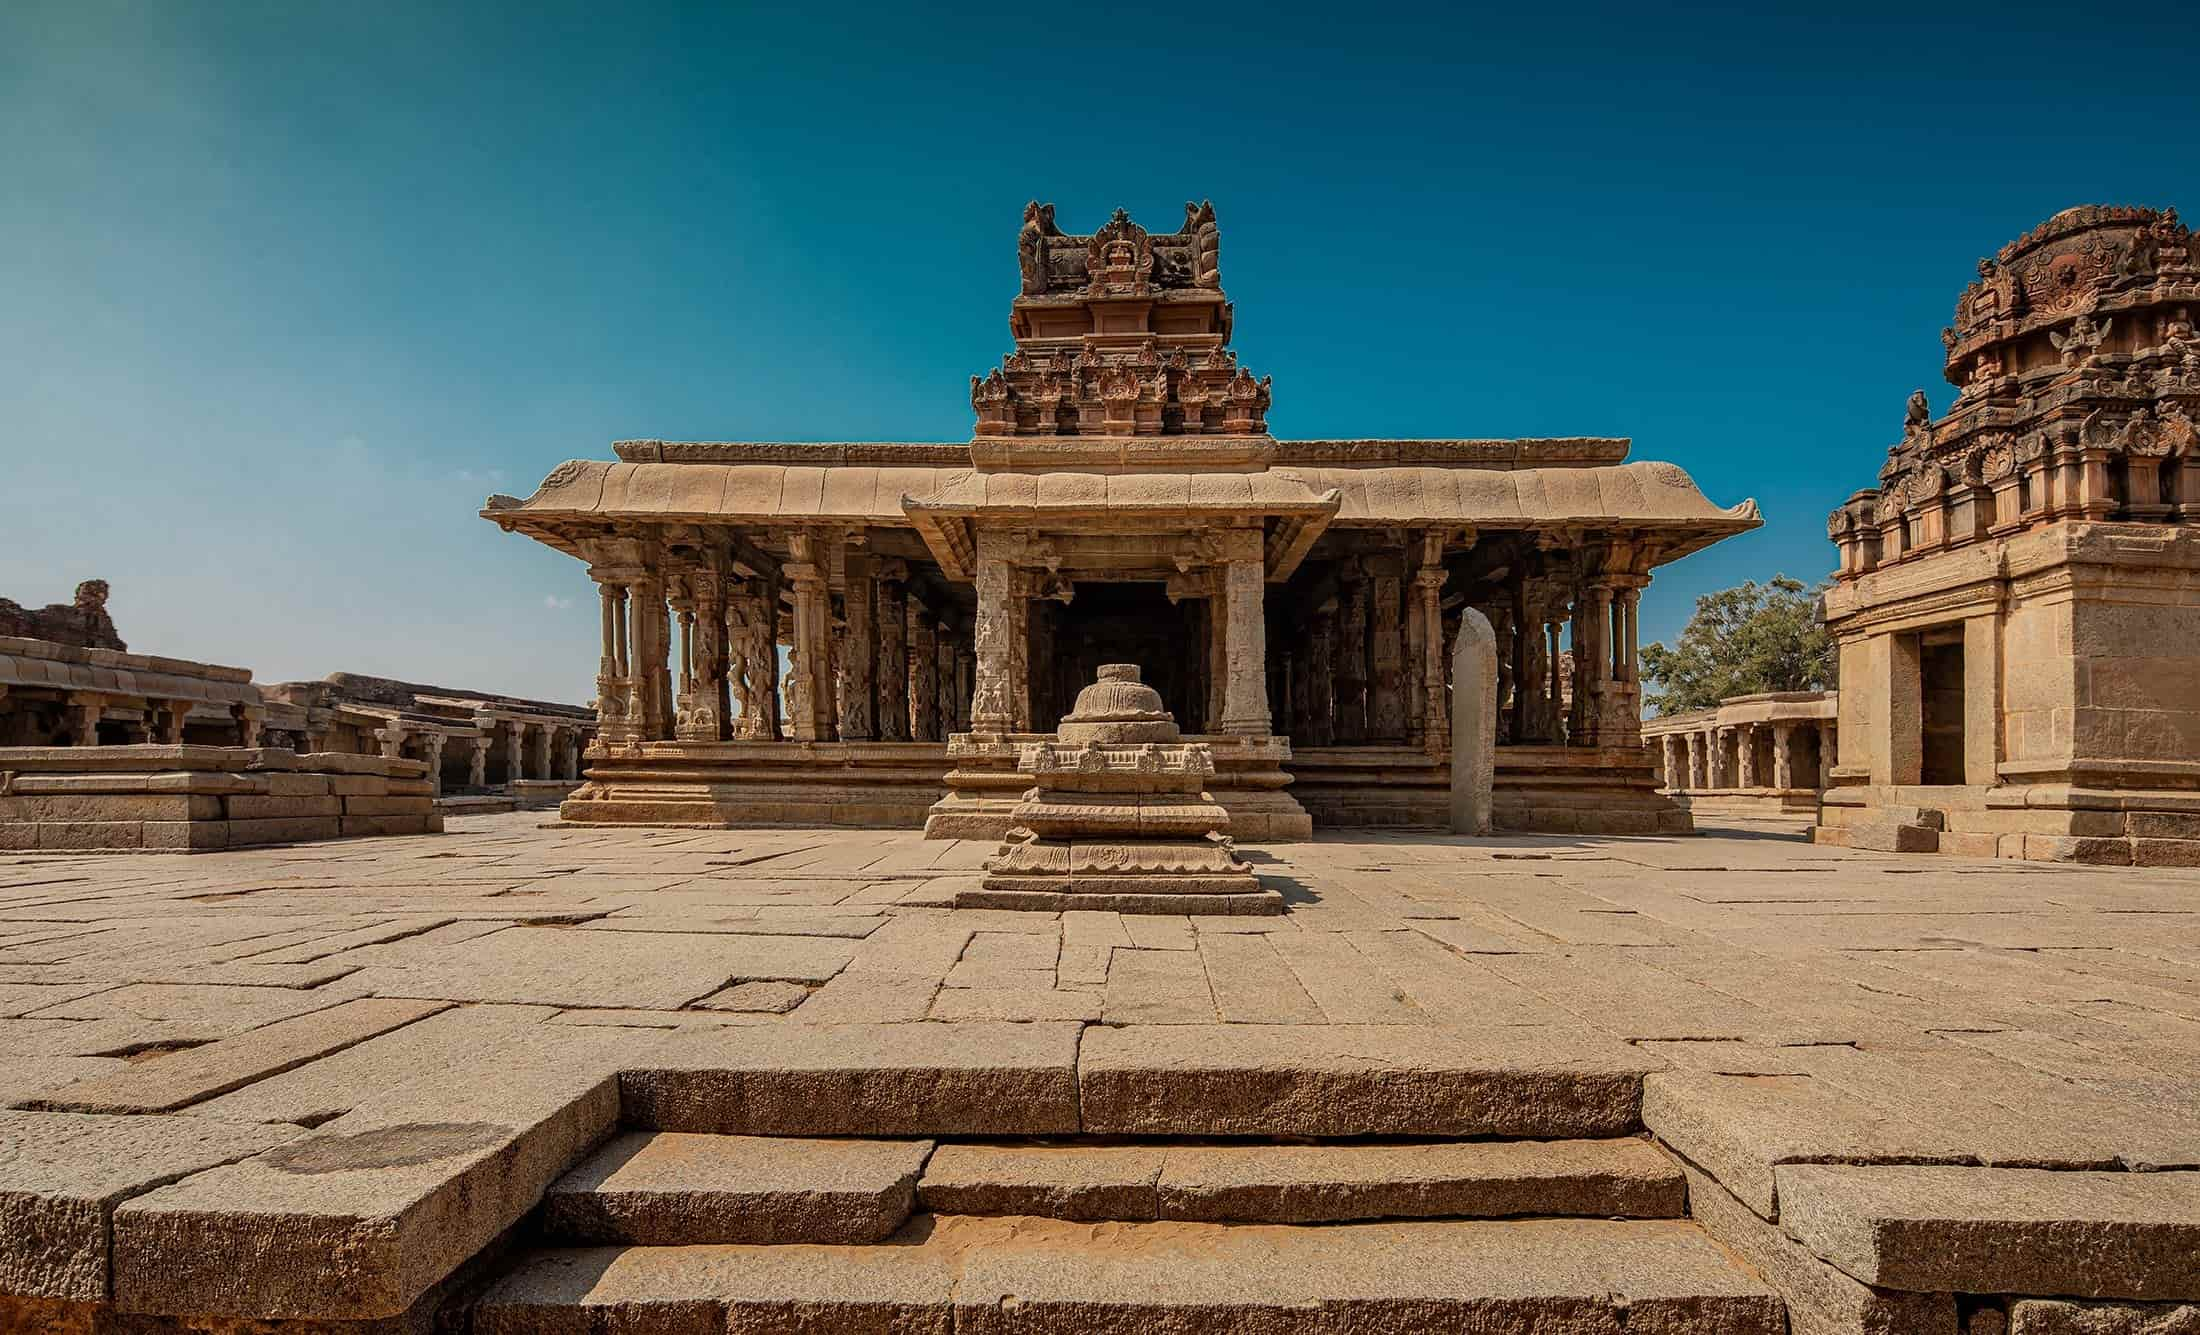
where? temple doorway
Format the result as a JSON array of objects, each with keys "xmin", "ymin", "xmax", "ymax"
[
  {"xmin": 1029, "ymin": 582, "xmax": 1209, "ymax": 733},
  {"xmin": 1920, "ymin": 633, "xmax": 1967, "ymax": 785}
]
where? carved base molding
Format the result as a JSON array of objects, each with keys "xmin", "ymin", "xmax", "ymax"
[
  {"xmin": 1662, "ymin": 788, "xmax": 1823, "ymax": 819},
  {"xmin": 557, "ymin": 741, "xmax": 951, "ymax": 829},
  {"xmin": 1815, "ymin": 781, "xmax": 2200, "ymax": 864},
  {"xmin": 925, "ymin": 732, "xmax": 1312, "ymax": 842},
  {"xmin": 1291, "ymin": 745, "xmax": 1695, "ymax": 836}
]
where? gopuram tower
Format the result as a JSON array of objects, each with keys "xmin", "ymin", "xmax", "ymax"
[
  {"xmin": 1821, "ymin": 205, "xmax": 2200, "ymax": 863},
  {"xmin": 486, "ymin": 202, "xmax": 1759, "ymax": 841}
]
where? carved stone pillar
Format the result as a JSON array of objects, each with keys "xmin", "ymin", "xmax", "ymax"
[
  {"xmin": 784, "ymin": 531, "xmax": 837, "ymax": 742},
  {"xmin": 875, "ymin": 560, "xmax": 909, "ymax": 741},
  {"xmin": 1484, "ymin": 603, "xmax": 1515, "ymax": 741},
  {"xmin": 1368, "ymin": 554, "xmax": 1405, "ymax": 742},
  {"xmin": 955, "ymin": 633, "xmax": 975, "ymax": 733},
  {"xmin": 232, "ymin": 704, "xmax": 263, "ymax": 749},
  {"xmin": 1736, "ymin": 723, "xmax": 1759, "ymax": 789},
  {"xmin": 697, "ymin": 565, "xmax": 728, "ymax": 742},
  {"xmin": 530, "ymin": 724, "xmax": 552, "ymax": 779},
  {"xmin": 1302, "ymin": 605, "xmax": 1336, "ymax": 747},
  {"xmin": 670, "ymin": 575, "xmax": 699, "ymax": 740},
  {"xmin": 152, "ymin": 699, "xmax": 190, "ymax": 745},
  {"xmin": 841, "ymin": 557, "xmax": 876, "ymax": 742},
  {"xmin": 467, "ymin": 735, "xmax": 489, "ymax": 788},
  {"xmin": 1659, "ymin": 735, "xmax": 1681, "ymax": 790},
  {"xmin": 620, "ymin": 570, "xmax": 668, "ymax": 742},
  {"xmin": 591, "ymin": 572, "xmax": 629, "ymax": 748},
  {"xmin": 376, "ymin": 724, "xmax": 408, "ymax": 761},
  {"xmin": 728, "ymin": 580, "xmax": 778, "ymax": 741},
  {"xmin": 64, "ymin": 693, "xmax": 104, "ymax": 747},
  {"xmin": 1568, "ymin": 583, "xmax": 1607, "ymax": 746},
  {"xmin": 1772, "ymin": 721, "xmax": 1797, "ymax": 790},
  {"xmin": 1405, "ymin": 584, "xmax": 1426, "ymax": 745},
  {"xmin": 970, "ymin": 552, "xmax": 1015, "ymax": 733},
  {"xmin": 1819, "ymin": 723, "xmax": 1838, "ymax": 789},
  {"xmin": 936, "ymin": 627, "xmax": 956, "ymax": 743},
  {"xmin": 1011, "ymin": 575, "xmax": 1034, "ymax": 732},
  {"xmin": 1219, "ymin": 529, "xmax": 1271, "ymax": 737},
  {"xmin": 1545, "ymin": 612, "xmax": 1567, "ymax": 744},
  {"xmin": 2077, "ymin": 439, "xmax": 2116, "ymax": 520},
  {"xmin": 1514, "ymin": 587, "xmax": 1552, "ymax": 745},
  {"xmin": 908, "ymin": 603, "xmax": 940, "ymax": 742},
  {"xmin": 1417, "ymin": 563, "xmax": 1448, "ymax": 758},
  {"xmin": 420, "ymin": 732, "xmax": 446, "ymax": 796},
  {"xmin": 1335, "ymin": 566, "xmax": 1369, "ymax": 743},
  {"xmin": 1683, "ymin": 731, "xmax": 1704, "ymax": 789},
  {"xmin": 505, "ymin": 724, "xmax": 524, "ymax": 784}
]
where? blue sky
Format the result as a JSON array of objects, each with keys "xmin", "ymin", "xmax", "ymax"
[{"xmin": 5, "ymin": 2, "xmax": 2195, "ymax": 703}]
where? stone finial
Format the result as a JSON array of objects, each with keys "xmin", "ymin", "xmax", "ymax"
[{"xmin": 1059, "ymin": 663, "xmax": 1178, "ymax": 745}]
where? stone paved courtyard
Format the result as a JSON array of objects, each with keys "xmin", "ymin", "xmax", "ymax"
[{"xmin": 6, "ymin": 814, "xmax": 2200, "ymax": 1332}]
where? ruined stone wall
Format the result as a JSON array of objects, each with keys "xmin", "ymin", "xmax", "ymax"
[{"xmin": 0, "ymin": 580, "xmax": 124, "ymax": 650}]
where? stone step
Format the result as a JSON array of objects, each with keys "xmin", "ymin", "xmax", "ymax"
[
  {"xmin": 539, "ymin": 1132, "xmax": 933, "ymax": 1245},
  {"xmin": 1774, "ymin": 1163, "xmax": 2200, "ymax": 1302},
  {"xmin": 538, "ymin": 1133, "xmax": 1686, "ymax": 1249},
  {"xmin": 619, "ymin": 1021, "xmax": 1653, "ymax": 1139},
  {"xmin": 918, "ymin": 1136, "xmax": 1687, "ymax": 1224},
  {"xmin": 471, "ymin": 1215, "xmax": 1785, "ymax": 1334}
]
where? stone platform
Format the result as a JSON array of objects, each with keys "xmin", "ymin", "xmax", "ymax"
[
  {"xmin": 0, "ymin": 745, "xmax": 439, "ymax": 852},
  {"xmin": 4, "ymin": 812, "xmax": 2199, "ymax": 1332}
]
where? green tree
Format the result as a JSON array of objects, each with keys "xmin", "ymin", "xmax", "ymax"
[{"xmin": 1639, "ymin": 576, "xmax": 1833, "ymax": 714}]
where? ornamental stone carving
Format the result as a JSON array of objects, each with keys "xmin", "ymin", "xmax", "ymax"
[
  {"xmin": 972, "ymin": 204, "xmax": 1267, "ymax": 437},
  {"xmin": 971, "ymin": 665, "xmax": 1276, "ymax": 914},
  {"xmin": 1835, "ymin": 204, "xmax": 2199, "ymax": 569}
]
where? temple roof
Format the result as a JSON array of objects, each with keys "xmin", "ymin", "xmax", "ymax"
[{"xmin": 484, "ymin": 458, "xmax": 1757, "ymax": 577}]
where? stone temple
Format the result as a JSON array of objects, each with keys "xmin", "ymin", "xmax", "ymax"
[
  {"xmin": 486, "ymin": 202, "xmax": 1760, "ymax": 838},
  {"xmin": 13, "ymin": 203, "xmax": 2200, "ymax": 1335},
  {"xmin": 1820, "ymin": 205, "xmax": 2200, "ymax": 863}
]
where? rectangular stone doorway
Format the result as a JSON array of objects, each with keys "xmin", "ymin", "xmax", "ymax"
[
  {"xmin": 1031, "ymin": 582, "xmax": 1208, "ymax": 733},
  {"xmin": 1920, "ymin": 632, "xmax": 1966, "ymax": 786}
]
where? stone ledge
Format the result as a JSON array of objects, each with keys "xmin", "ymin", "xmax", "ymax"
[
  {"xmin": 621, "ymin": 1022, "xmax": 1083, "ymax": 1136},
  {"xmin": 471, "ymin": 1214, "xmax": 1783, "ymax": 1333},
  {"xmin": 1775, "ymin": 1164, "xmax": 2200, "ymax": 1301},
  {"xmin": 108, "ymin": 1027, "xmax": 630, "ymax": 1322},
  {"xmin": 1080, "ymin": 1024, "xmax": 1651, "ymax": 1138}
]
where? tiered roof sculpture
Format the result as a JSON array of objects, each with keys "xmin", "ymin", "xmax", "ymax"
[{"xmin": 1831, "ymin": 206, "xmax": 2199, "ymax": 567}]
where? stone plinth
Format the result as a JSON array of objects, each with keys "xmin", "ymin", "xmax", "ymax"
[
  {"xmin": 969, "ymin": 666, "xmax": 1278, "ymax": 914},
  {"xmin": 1289, "ymin": 745, "xmax": 1692, "ymax": 835},
  {"xmin": 559, "ymin": 741, "xmax": 948, "ymax": 828},
  {"xmin": 0, "ymin": 745, "xmax": 440, "ymax": 852},
  {"xmin": 926, "ymin": 731, "xmax": 1310, "ymax": 842}
]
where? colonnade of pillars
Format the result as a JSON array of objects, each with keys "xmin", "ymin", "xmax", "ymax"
[
  {"xmin": 1654, "ymin": 719, "xmax": 1837, "ymax": 793},
  {"xmin": 28, "ymin": 689, "xmax": 265, "ymax": 748},
  {"xmin": 374, "ymin": 720, "xmax": 584, "ymax": 796},
  {"xmin": 1273, "ymin": 542, "xmax": 1647, "ymax": 756},
  {"xmin": 589, "ymin": 544, "xmax": 973, "ymax": 750}
]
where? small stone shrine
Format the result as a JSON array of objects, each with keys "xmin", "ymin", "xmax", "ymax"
[
  {"xmin": 1821, "ymin": 204, "xmax": 2200, "ymax": 862},
  {"xmin": 969, "ymin": 664, "xmax": 1276, "ymax": 914}
]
